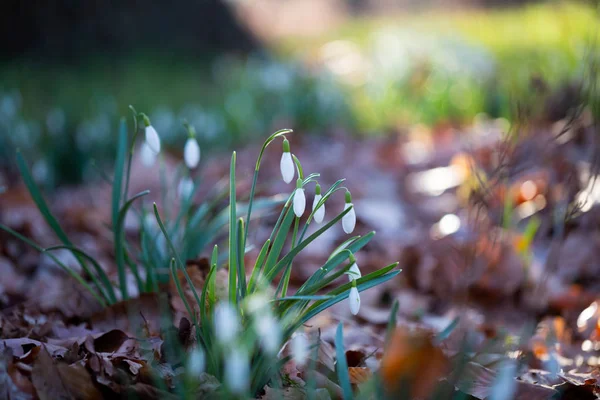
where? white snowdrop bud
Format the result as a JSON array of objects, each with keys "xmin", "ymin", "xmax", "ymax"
[
  {"xmin": 280, "ymin": 139, "xmax": 294, "ymax": 184},
  {"xmin": 349, "ymin": 283, "xmax": 360, "ymax": 315},
  {"xmin": 144, "ymin": 125, "xmax": 161, "ymax": 154},
  {"xmin": 140, "ymin": 141, "xmax": 157, "ymax": 167},
  {"xmin": 177, "ymin": 177, "xmax": 194, "ymax": 200},
  {"xmin": 187, "ymin": 348, "xmax": 205, "ymax": 376},
  {"xmin": 214, "ymin": 302, "xmax": 240, "ymax": 344},
  {"xmin": 293, "ymin": 179, "xmax": 306, "ymax": 218},
  {"xmin": 291, "ymin": 334, "xmax": 309, "ymax": 367},
  {"xmin": 254, "ymin": 313, "xmax": 281, "ymax": 355},
  {"xmin": 312, "ymin": 184, "xmax": 325, "ymax": 224},
  {"xmin": 225, "ymin": 348, "xmax": 249, "ymax": 394},
  {"xmin": 184, "ymin": 137, "xmax": 201, "ymax": 169},
  {"xmin": 342, "ymin": 190, "xmax": 356, "ymax": 234},
  {"xmin": 347, "ymin": 254, "xmax": 361, "ymax": 281}
]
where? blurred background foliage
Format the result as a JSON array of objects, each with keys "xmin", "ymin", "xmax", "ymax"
[{"xmin": 0, "ymin": 0, "xmax": 598, "ymax": 185}]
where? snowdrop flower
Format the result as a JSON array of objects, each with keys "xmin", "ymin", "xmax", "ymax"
[
  {"xmin": 184, "ymin": 136, "xmax": 201, "ymax": 169},
  {"xmin": 187, "ymin": 348, "xmax": 205, "ymax": 375},
  {"xmin": 347, "ymin": 254, "xmax": 361, "ymax": 282},
  {"xmin": 214, "ymin": 302, "xmax": 240, "ymax": 344},
  {"xmin": 144, "ymin": 122, "xmax": 161, "ymax": 154},
  {"xmin": 254, "ymin": 312, "xmax": 281, "ymax": 355},
  {"xmin": 312, "ymin": 184, "xmax": 325, "ymax": 224},
  {"xmin": 225, "ymin": 347, "xmax": 249, "ymax": 394},
  {"xmin": 177, "ymin": 177, "xmax": 194, "ymax": 199},
  {"xmin": 140, "ymin": 141, "xmax": 157, "ymax": 167},
  {"xmin": 349, "ymin": 281, "xmax": 360, "ymax": 315},
  {"xmin": 291, "ymin": 333, "xmax": 309, "ymax": 366},
  {"xmin": 342, "ymin": 190, "xmax": 356, "ymax": 234},
  {"xmin": 280, "ymin": 138, "xmax": 294, "ymax": 184},
  {"xmin": 293, "ymin": 179, "xmax": 306, "ymax": 218}
]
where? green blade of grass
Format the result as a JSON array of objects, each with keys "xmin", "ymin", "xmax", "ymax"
[
  {"xmin": 335, "ymin": 323, "xmax": 354, "ymax": 400},
  {"xmin": 228, "ymin": 152, "xmax": 238, "ymax": 305},
  {"xmin": 114, "ymin": 190, "xmax": 149, "ymax": 300}
]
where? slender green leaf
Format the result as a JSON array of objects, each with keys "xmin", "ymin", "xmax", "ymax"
[
  {"xmin": 336, "ymin": 324, "xmax": 354, "ymax": 400},
  {"xmin": 236, "ymin": 218, "xmax": 247, "ymax": 300},
  {"xmin": 385, "ymin": 299, "xmax": 400, "ymax": 346},
  {"xmin": 45, "ymin": 245, "xmax": 116, "ymax": 303},
  {"xmin": 247, "ymin": 239, "xmax": 270, "ymax": 292},
  {"xmin": 292, "ymin": 154, "xmax": 304, "ymax": 180},
  {"xmin": 263, "ymin": 205, "xmax": 295, "ymax": 278},
  {"xmin": 153, "ymin": 204, "xmax": 203, "ymax": 320},
  {"xmin": 114, "ymin": 190, "xmax": 149, "ymax": 300},
  {"xmin": 266, "ymin": 205, "xmax": 352, "ymax": 282},
  {"xmin": 112, "ymin": 118, "xmax": 128, "ymax": 231},
  {"xmin": 229, "ymin": 152, "xmax": 237, "ymax": 305},
  {"xmin": 0, "ymin": 224, "xmax": 107, "ymax": 306},
  {"xmin": 209, "ymin": 244, "xmax": 218, "ymax": 306}
]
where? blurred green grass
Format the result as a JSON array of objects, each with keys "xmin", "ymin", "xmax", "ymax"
[
  {"xmin": 0, "ymin": 1, "xmax": 597, "ymax": 184},
  {"xmin": 277, "ymin": 1, "xmax": 599, "ymax": 129}
]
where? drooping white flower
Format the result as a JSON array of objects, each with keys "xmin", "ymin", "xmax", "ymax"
[
  {"xmin": 140, "ymin": 141, "xmax": 157, "ymax": 167},
  {"xmin": 349, "ymin": 284, "xmax": 361, "ymax": 315},
  {"xmin": 347, "ymin": 257, "xmax": 361, "ymax": 282},
  {"xmin": 214, "ymin": 302, "xmax": 240, "ymax": 344},
  {"xmin": 254, "ymin": 313, "xmax": 281, "ymax": 355},
  {"xmin": 184, "ymin": 137, "xmax": 201, "ymax": 169},
  {"xmin": 225, "ymin": 348, "xmax": 249, "ymax": 394},
  {"xmin": 312, "ymin": 184, "xmax": 325, "ymax": 224},
  {"xmin": 342, "ymin": 190, "xmax": 356, "ymax": 234},
  {"xmin": 187, "ymin": 348, "xmax": 205, "ymax": 376},
  {"xmin": 280, "ymin": 138, "xmax": 294, "ymax": 184},
  {"xmin": 177, "ymin": 177, "xmax": 194, "ymax": 199},
  {"xmin": 291, "ymin": 334, "xmax": 309, "ymax": 366},
  {"xmin": 144, "ymin": 125, "xmax": 161, "ymax": 154},
  {"xmin": 293, "ymin": 179, "xmax": 306, "ymax": 218}
]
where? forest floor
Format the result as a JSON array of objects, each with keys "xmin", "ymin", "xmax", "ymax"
[{"xmin": 2, "ymin": 111, "xmax": 600, "ymax": 398}]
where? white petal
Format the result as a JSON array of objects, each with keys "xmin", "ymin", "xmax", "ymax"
[
  {"xmin": 349, "ymin": 287, "xmax": 361, "ymax": 315},
  {"xmin": 187, "ymin": 348, "xmax": 205, "ymax": 375},
  {"xmin": 291, "ymin": 334, "xmax": 309, "ymax": 366},
  {"xmin": 140, "ymin": 141, "xmax": 157, "ymax": 167},
  {"xmin": 214, "ymin": 303, "xmax": 239, "ymax": 344},
  {"xmin": 312, "ymin": 194, "xmax": 325, "ymax": 224},
  {"xmin": 280, "ymin": 152, "xmax": 295, "ymax": 184},
  {"xmin": 184, "ymin": 138, "xmax": 201, "ymax": 169},
  {"xmin": 177, "ymin": 177, "xmax": 194, "ymax": 199},
  {"xmin": 342, "ymin": 203, "xmax": 356, "ymax": 234},
  {"xmin": 145, "ymin": 125, "xmax": 161, "ymax": 153},
  {"xmin": 225, "ymin": 349, "xmax": 249, "ymax": 394},
  {"xmin": 293, "ymin": 188, "xmax": 306, "ymax": 217},
  {"xmin": 348, "ymin": 262, "xmax": 361, "ymax": 281},
  {"xmin": 255, "ymin": 314, "xmax": 281, "ymax": 355}
]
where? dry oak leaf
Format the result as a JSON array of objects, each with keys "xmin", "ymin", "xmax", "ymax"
[{"xmin": 32, "ymin": 346, "xmax": 102, "ymax": 400}]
